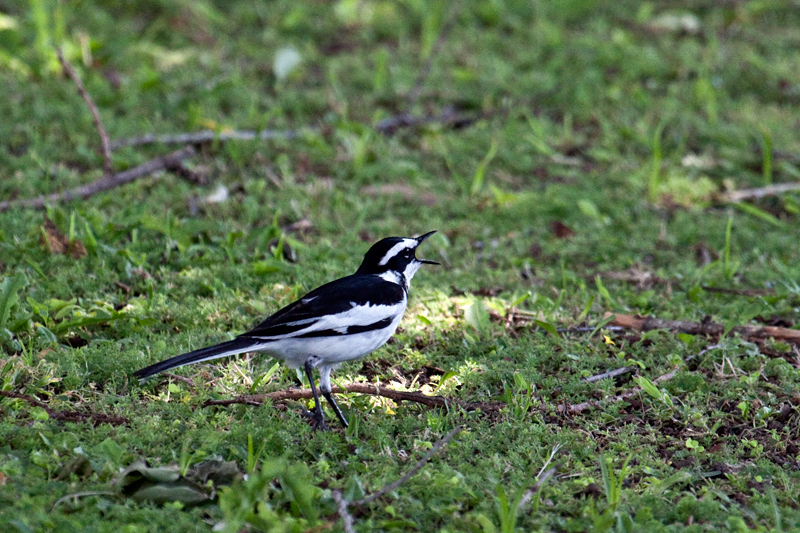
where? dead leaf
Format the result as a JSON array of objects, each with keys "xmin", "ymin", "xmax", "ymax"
[
  {"xmin": 600, "ymin": 267, "xmax": 663, "ymax": 290},
  {"xmin": 42, "ymin": 217, "xmax": 87, "ymax": 258},
  {"xmin": 118, "ymin": 458, "xmax": 243, "ymax": 506},
  {"xmin": 550, "ymin": 220, "xmax": 576, "ymax": 239}
]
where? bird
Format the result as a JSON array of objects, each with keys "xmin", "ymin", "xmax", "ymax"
[{"xmin": 133, "ymin": 231, "xmax": 439, "ymax": 430}]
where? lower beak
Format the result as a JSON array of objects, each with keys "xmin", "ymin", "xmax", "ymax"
[{"xmin": 415, "ymin": 230, "xmax": 439, "ymax": 265}]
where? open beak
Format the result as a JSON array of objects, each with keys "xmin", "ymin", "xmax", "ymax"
[{"xmin": 415, "ymin": 230, "xmax": 440, "ymax": 265}]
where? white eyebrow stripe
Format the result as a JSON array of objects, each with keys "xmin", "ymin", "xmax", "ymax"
[{"xmin": 378, "ymin": 239, "xmax": 416, "ymax": 266}]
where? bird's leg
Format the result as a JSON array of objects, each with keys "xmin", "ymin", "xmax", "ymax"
[
  {"xmin": 322, "ymin": 391, "xmax": 348, "ymax": 428},
  {"xmin": 319, "ymin": 365, "xmax": 348, "ymax": 428},
  {"xmin": 303, "ymin": 359, "xmax": 328, "ymax": 431}
]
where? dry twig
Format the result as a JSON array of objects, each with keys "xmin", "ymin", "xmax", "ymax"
[
  {"xmin": 0, "ymin": 390, "xmax": 128, "ymax": 426},
  {"xmin": 607, "ymin": 312, "xmax": 800, "ymax": 343},
  {"xmin": 719, "ymin": 182, "xmax": 800, "ymax": 203},
  {"xmin": 701, "ymin": 286, "xmax": 775, "ymax": 297},
  {"xmin": 332, "ymin": 490, "xmax": 356, "ymax": 533},
  {"xmin": 517, "ymin": 466, "xmax": 559, "ymax": 512},
  {"xmin": 0, "ymin": 146, "xmax": 196, "ymax": 212},
  {"xmin": 580, "ymin": 365, "xmax": 637, "ymax": 384},
  {"xmin": 56, "ymin": 48, "xmax": 113, "ymax": 177},
  {"xmin": 52, "ymin": 491, "xmax": 117, "ymax": 511},
  {"xmin": 201, "ymin": 383, "xmax": 503, "ymax": 413},
  {"xmin": 110, "ymin": 128, "xmax": 306, "ymax": 150},
  {"xmin": 561, "ymin": 344, "xmax": 722, "ymax": 414},
  {"xmin": 352, "ymin": 425, "xmax": 462, "ymax": 506},
  {"xmin": 162, "ymin": 373, "xmax": 198, "ymax": 389},
  {"xmin": 562, "ymin": 367, "xmax": 678, "ymax": 414}
]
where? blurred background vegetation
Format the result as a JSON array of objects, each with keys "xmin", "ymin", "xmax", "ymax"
[{"xmin": 2, "ymin": 0, "xmax": 800, "ymax": 531}]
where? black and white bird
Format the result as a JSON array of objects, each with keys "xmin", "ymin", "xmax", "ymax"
[{"xmin": 133, "ymin": 231, "xmax": 439, "ymax": 429}]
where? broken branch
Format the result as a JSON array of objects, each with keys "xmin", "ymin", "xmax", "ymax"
[
  {"xmin": 720, "ymin": 182, "xmax": 800, "ymax": 203},
  {"xmin": 110, "ymin": 128, "xmax": 306, "ymax": 150},
  {"xmin": 606, "ymin": 313, "xmax": 800, "ymax": 343},
  {"xmin": 352, "ymin": 425, "xmax": 462, "ymax": 507},
  {"xmin": 0, "ymin": 146, "xmax": 195, "ymax": 212},
  {"xmin": 331, "ymin": 490, "xmax": 356, "ymax": 533},
  {"xmin": 562, "ymin": 366, "xmax": 678, "ymax": 414},
  {"xmin": 56, "ymin": 48, "xmax": 113, "ymax": 177},
  {"xmin": 0, "ymin": 390, "xmax": 128, "ymax": 426},
  {"xmin": 201, "ymin": 382, "xmax": 504, "ymax": 413}
]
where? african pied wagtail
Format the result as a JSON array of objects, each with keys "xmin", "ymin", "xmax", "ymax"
[{"xmin": 133, "ymin": 231, "xmax": 439, "ymax": 430}]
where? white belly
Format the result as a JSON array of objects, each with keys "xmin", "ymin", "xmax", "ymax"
[{"xmin": 259, "ymin": 307, "xmax": 405, "ymax": 368}]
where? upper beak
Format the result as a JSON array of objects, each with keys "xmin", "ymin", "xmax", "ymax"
[{"xmin": 415, "ymin": 230, "xmax": 440, "ymax": 265}]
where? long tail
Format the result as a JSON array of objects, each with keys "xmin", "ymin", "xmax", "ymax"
[{"xmin": 132, "ymin": 338, "xmax": 264, "ymax": 382}]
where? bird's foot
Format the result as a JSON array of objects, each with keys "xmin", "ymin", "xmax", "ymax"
[{"xmin": 298, "ymin": 405, "xmax": 329, "ymax": 431}]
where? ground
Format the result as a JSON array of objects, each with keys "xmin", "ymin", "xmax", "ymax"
[{"xmin": 1, "ymin": 1, "xmax": 800, "ymax": 531}]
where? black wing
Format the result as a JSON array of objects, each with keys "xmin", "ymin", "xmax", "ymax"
[{"xmin": 241, "ymin": 274, "xmax": 405, "ymax": 339}]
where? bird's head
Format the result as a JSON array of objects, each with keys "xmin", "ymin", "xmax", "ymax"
[{"xmin": 356, "ymin": 231, "xmax": 440, "ymax": 283}]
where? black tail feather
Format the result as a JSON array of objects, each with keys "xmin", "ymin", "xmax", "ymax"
[{"xmin": 132, "ymin": 338, "xmax": 261, "ymax": 381}]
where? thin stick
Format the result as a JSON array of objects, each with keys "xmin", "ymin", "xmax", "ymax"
[
  {"xmin": 720, "ymin": 182, "xmax": 800, "ymax": 203},
  {"xmin": 201, "ymin": 383, "xmax": 504, "ymax": 413},
  {"xmin": 517, "ymin": 466, "xmax": 559, "ymax": 512},
  {"xmin": 56, "ymin": 48, "xmax": 113, "ymax": 177},
  {"xmin": 580, "ymin": 365, "xmax": 637, "ymax": 384},
  {"xmin": 352, "ymin": 425, "xmax": 462, "ymax": 507},
  {"xmin": 701, "ymin": 286, "xmax": 775, "ymax": 297},
  {"xmin": 52, "ymin": 491, "xmax": 116, "ymax": 511},
  {"xmin": 110, "ymin": 128, "xmax": 306, "ymax": 150},
  {"xmin": 563, "ymin": 366, "xmax": 678, "ymax": 414},
  {"xmin": 162, "ymin": 373, "xmax": 197, "ymax": 389},
  {"xmin": 375, "ymin": 107, "xmax": 489, "ymax": 136},
  {"xmin": 332, "ymin": 490, "xmax": 356, "ymax": 533},
  {"xmin": 0, "ymin": 390, "xmax": 128, "ymax": 426},
  {"xmin": 607, "ymin": 312, "xmax": 800, "ymax": 343},
  {"xmin": 0, "ymin": 146, "xmax": 195, "ymax": 213}
]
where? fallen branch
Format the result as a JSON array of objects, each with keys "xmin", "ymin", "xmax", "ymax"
[
  {"xmin": 52, "ymin": 491, "xmax": 117, "ymax": 511},
  {"xmin": 606, "ymin": 312, "xmax": 800, "ymax": 343},
  {"xmin": 56, "ymin": 48, "xmax": 113, "ymax": 177},
  {"xmin": 560, "ymin": 344, "xmax": 722, "ymax": 414},
  {"xmin": 517, "ymin": 466, "xmax": 559, "ymax": 512},
  {"xmin": 701, "ymin": 286, "xmax": 775, "ymax": 297},
  {"xmin": 331, "ymin": 491, "xmax": 356, "ymax": 533},
  {"xmin": 562, "ymin": 366, "xmax": 678, "ymax": 414},
  {"xmin": 162, "ymin": 373, "xmax": 198, "ymax": 389},
  {"xmin": 720, "ymin": 182, "xmax": 800, "ymax": 203},
  {"xmin": 201, "ymin": 383, "xmax": 504, "ymax": 413},
  {"xmin": 0, "ymin": 390, "xmax": 128, "ymax": 426},
  {"xmin": 352, "ymin": 425, "xmax": 462, "ymax": 506},
  {"xmin": 0, "ymin": 146, "xmax": 195, "ymax": 212},
  {"xmin": 375, "ymin": 107, "xmax": 489, "ymax": 136},
  {"xmin": 110, "ymin": 128, "xmax": 306, "ymax": 150},
  {"xmin": 580, "ymin": 365, "xmax": 637, "ymax": 384}
]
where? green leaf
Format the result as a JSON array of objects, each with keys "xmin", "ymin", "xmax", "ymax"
[
  {"xmin": 471, "ymin": 141, "xmax": 499, "ymax": 196},
  {"xmin": 0, "ymin": 273, "xmax": 26, "ymax": 331},
  {"xmin": 733, "ymin": 202, "xmax": 785, "ymax": 228},
  {"xmin": 508, "ymin": 292, "xmax": 531, "ymax": 308},
  {"xmin": 578, "ymin": 199, "xmax": 601, "ymax": 220},
  {"xmin": 533, "ymin": 319, "xmax": 557, "ymax": 336},
  {"xmin": 634, "ymin": 375, "xmax": 663, "ymax": 401},
  {"xmin": 464, "ymin": 299, "xmax": 491, "ymax": 338},
  {"xmin": 343, "ymin": 474, "xmax": 366, "ymax": 502}
]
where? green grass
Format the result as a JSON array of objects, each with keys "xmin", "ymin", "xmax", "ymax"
[{"xmin": 2, "ymin": 0, "xmax": 800, "ymax": 531}]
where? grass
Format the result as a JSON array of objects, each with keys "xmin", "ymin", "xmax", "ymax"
[{"xmin": 2, "ymin": 0, "xmax": 800, "ymax": 531}]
